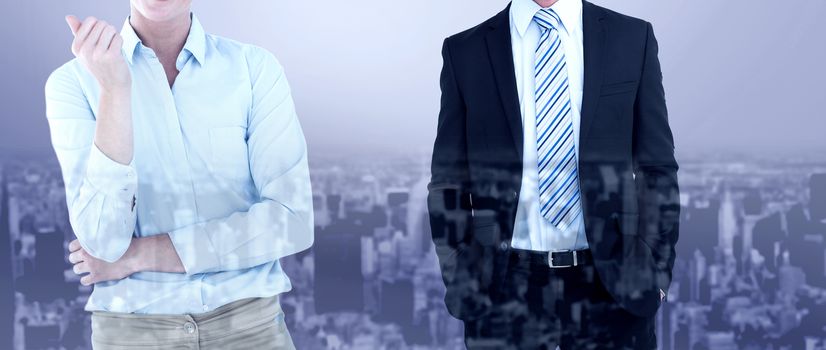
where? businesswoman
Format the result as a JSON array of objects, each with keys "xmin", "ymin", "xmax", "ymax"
[{"xmin": 44, "ymin": 0, "xmax": 313, "ymax": 348}]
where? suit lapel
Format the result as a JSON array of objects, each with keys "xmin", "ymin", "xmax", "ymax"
[
  {"xmin": 485, "ymin": 5, "xmax": 524, "ymax": 159},
  {"xmin": 579, "ymin": 1, "xmax": 606, "ymax": 141}
]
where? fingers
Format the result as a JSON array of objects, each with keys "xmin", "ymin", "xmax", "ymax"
[
  {"xmin": 70, "ymin": 252, "xmax": 96, "ymax": 286},
  {"xmin": 71, "ymin": 258, "xmax": 95, "ymax": 286},
  {"xmin": 80, "ymin": 275, "xmax": 95, "ymax": 286},
  {"xmin": 72, "ymin": 261, "xmax": 89, "ymax": 275},
  {"xmin": 71, "ymin": 17, "xmax": 120, "ymax": 59},
  {"xmin": 68, "ymin": 249, "xmax": 84, "ymax": 264},
  {"xmin": 76, "ymin": 16, "xmax": 99, "ymax": 40},
  {"xmin": 96, "ymin": 25, "xmax": 118, "ymax": 56},
  {"xmin": 71, "ymin": 16, "xmax": 98, "ymax": 55},
  {"xmin": 81, "ymin": 21, "xmax": 107, "ymax": 56},
  {"xmin": 65, "ymin": 15, "xmax": 82, "ymax": 36},
  {"xmin": 109, "ymin": 34, "xmax": 124, "ymax": 53},
  {"xmin": 71, "ymin": 17, "xmax": 118, "ymax": 58},
  {"xmin": 68, "ymin": 239, "xmax": 82, "ymax": 253}
]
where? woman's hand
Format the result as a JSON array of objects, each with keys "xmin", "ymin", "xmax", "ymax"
[
  {"xmin": 65, "ymin": 15, "xmax": 131, "ymax": 91},
  {"xmin": 67, "ymin": 235, "xmax": 186, "ymax": 286},
  {"xmin": 67, "ymin": 239, "xmax": 138, "ymax": 286}
]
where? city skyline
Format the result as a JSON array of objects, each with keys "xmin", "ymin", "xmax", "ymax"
[{"xmin": 1, "ymin": 154, "xmax": 825, "ymax": 349}]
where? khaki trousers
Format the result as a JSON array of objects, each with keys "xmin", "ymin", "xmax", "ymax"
[{"xmin": 91, "ymin": 296, "xmax": 295, "ymax": 350}]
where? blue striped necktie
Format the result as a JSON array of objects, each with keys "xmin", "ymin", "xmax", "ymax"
[{"xmin": 533, "ymin": 8, "xmax": 581, "ymax": 231}]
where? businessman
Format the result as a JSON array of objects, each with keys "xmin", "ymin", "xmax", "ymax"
[
  {"xmin": 45, "ymin": 0, "xmax": 312, "ymax": 348},
  {"xmin": 428, "ymin": 0, "xmax": 679, "ymax": 348}
]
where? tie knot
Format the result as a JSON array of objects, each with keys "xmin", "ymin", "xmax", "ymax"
[{"xmin": 534, "ymin": 8, "xmax": 563, "ymax": 31}]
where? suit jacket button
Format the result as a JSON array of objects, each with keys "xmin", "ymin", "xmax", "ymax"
[{"xmin": 499, "ymin": 241, "xmax": 509, "ymax": 251}]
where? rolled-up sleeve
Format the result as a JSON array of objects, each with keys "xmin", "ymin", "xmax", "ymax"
[
  {"xmin": 45, "ymin": 63, "xmax": 137, "ymax": 263},
  {"xmin": 167, "ymin": 47, "xmax": 314, "ymax": 275}
]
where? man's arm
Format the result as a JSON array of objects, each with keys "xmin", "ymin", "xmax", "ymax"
[
  {"xmin": 428, "ymin": 39, "xmax": 488, "ymax": 320},
  {"xmin": 632, "ymin": 22, "xmax": 680, "ymax": 296},
  {"xmin": 46, "ymin": 16, "xmax": 136, "ymax": 264}
]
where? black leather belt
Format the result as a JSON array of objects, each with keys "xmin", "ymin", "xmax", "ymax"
[
  {"xmin": 548, "ymin": 249, "xmax": 592, "ymax": 268},
  {"xmin": 511, "ymin": 248, "xmax": 593, "ymax": 268}
]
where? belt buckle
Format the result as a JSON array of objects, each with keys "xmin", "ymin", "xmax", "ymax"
[{"xmin": 548, "ymin": 250, "xmax": 576, "ymax": 269}]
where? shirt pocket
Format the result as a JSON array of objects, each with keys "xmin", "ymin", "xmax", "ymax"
[{"xmin": 208, "ymin": 126, "xmax": 250, "ymax": 178}]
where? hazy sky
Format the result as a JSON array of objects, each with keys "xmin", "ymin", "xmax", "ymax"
[{"xmin": 2, "ymin": 0, "xmax": 824, "ymax": 159}]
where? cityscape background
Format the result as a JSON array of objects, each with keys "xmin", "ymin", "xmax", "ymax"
[{"xmin": 1, "ymin": 152, "xmax": 825, "ymax": 349}]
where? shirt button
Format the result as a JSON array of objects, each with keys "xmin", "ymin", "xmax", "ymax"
[
  {"xmin": 183, "ymin": 322, "xmax": 195, "ymax": 334},
  {"xmin": 499, "ymin": 241, "xmax": 509, "ymax": 251},
  {"xmin": 202, "ymin": 305, "xmax": 209, "ymax": 311}
]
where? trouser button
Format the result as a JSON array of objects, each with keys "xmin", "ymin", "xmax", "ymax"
[{"xmin": 183, "ymin": 322, "xmax": 195, "ymax": 334}]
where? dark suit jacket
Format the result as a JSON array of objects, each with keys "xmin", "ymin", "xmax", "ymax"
[{"xmin": 428, "ymin": 1, "xmax": 680, "ymax": 321}]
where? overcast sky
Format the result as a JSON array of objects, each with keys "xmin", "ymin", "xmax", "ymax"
[{"xmin": 1, "ymin": 0, "xmax": 824, "ymax": 160}]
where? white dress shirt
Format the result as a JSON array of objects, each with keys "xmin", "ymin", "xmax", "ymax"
[
  {"xmin": 44, "ymin": 14, "xmax": 314, "ymax": 314},
  {"xmin": 509, "ymin": 0, "xmax": 589, "ymax": 252}
]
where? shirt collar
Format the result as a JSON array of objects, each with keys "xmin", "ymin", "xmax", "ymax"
[
  {"xmin": 511, "ymin": 0, "xmax": 582, "ymax": 37},
  {"xmin": 120, "ymin": 18, "xmax": 141, "ymax": 64},
  {"xmin": 120, "ymin": 13, "xmax": 207, "ymax": 66}
]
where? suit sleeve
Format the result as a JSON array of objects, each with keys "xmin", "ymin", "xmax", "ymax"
[
  {"xmin": 632, "ymin": 22, "xmax": 681, "ymax": 294},
  {"xmin": 427, "ymin": 39, "xmax": 490, "ymax": 321}
]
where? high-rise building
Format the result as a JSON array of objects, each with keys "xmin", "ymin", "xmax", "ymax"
[
  {"xmin": 719, "ymin": 190, "xmax": 738, "ymax": 252},
  {"xmin": 679, "ymin": 200, "xmax": 719, "ymax": 259},
  {"xmin": 810, "ymin": 173, "xmax": 826, "ymax": 222},
  {"xmin": 376, "ymin": 280, "xmax": 414, "ymax": 326},
  {"xmin": 23, "ymin": 323, "xmax": 60, "ymax": 350},
  {"xmin": 313, "ymin": 223, "xmax": 364, "ymax": 313},
  {"xmin": 15, "ymin": 230, "xmax": 72, "ymax": 302},
  {"xmin": 786, "ymin": 204, "xmax": 825, "ymax": 287},
  {"xmin": 742, "ymin": 189, "xmax": 763, "ymax": 216},
  {"xmin": 753, "ymin": 212, "xmax": 784, "ymax": 271},
  {"xmin": 0, "ymin": 168, "xmax": 14, "ymax": 350},
  {"xmin": 403, "ymin": 177, "xmax": 432, "ymax": 260},
  {"xmin": 387, "ymin": 190, "xmax": 409, "ymax": 233},
  {"xmin": 327, "ymin": 194, "xmax": 342, "ymax": 222}
]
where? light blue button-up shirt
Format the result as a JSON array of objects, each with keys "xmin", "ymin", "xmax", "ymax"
[
  {"xmin": 510, "ymin": 0, "xmax": 588, "ymax": 252},
  {"xmin": 44, "ymin": 14, "xmax": 314, "ymax": 314}
]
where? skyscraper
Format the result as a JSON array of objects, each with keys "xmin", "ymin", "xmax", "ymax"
[
  {"xmin": 0, "ymin": 167, "xmax": 14, "ymax": 350},
  {"xmin": 753, "ymin": 212, "xmax": 784, "ymax": 271},
  {"xmin": 679, "ymin": 200, "xmax": 719, "ymax": 259},
  {"xmin": 810, "ymin": 173, "xmax": 826, "ymax": 222},
  {"xmin": 314, "ymin": 224, "xmax": 364, "ymax": 313},
  {"xmin": 719, "ymin": 189, "xmax": 738, "ymax": 252}
]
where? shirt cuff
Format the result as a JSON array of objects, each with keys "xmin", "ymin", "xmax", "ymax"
[
  {"xmin": 85, "ymin": 144, "xmax": 138, "ymax": 201},
  {"xmin": 167, "ymin": 223, "xmax": 221, "ymax": 275},
  {"xmin": 81, "ymin": 231, "xmax": 133, "ymax": 263}
]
